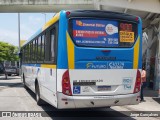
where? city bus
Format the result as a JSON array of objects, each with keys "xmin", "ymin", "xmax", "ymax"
[{"xmin": 20, "ymin": 10, "xmax": 142, "ymax": 109}]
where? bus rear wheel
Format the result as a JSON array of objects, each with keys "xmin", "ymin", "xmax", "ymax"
[{"xmin": 35, "ymin": 83, "xmax": 43, "ymax": 106}]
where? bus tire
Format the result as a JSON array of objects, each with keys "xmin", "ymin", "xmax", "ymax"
[
  {"xmin": 35, "ymin": 83, "xmax": 43, "ymax": 106},
  {"xmin": 23, "ymin": 75, "xmax": 28, "ymax": 90}
]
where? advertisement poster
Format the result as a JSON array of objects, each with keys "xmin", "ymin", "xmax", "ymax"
[{"xmin": 72, "ymin": 19, "xmax": 119, "ymax": 47}]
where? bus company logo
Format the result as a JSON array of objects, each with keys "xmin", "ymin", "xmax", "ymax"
[
  {"xmin": 76, "ymin": 20, "xmax": 83, "ymax": 26},
  {"xmin": 108, "ymin": 62, "xmax": 124, "ymax": 69},
  {"xmin": 86, "ymin": 63, "xmax": 93, "ymax": 68},
  {"xmin": 86, "ymin": 62, "xmax": 107, "ymax": 69},
  {"xmin": 105, "ymin": 24, "xmax": 118, "ymax": 35}
]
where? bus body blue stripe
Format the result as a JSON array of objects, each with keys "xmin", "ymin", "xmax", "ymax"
[
  {"xmin": 138, "ymin": 17, "xmax": 142, "ymax": 69},
  {"xmin": 57, "ymin": 11, "xmax": 68, "ymax": 69},
  {"xmin": 22, "ymin": 64, "xmax": 41, "ymax": 67}
]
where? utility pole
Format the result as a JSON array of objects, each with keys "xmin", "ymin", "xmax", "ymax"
[
  {"xmin": 18, "ymin": 13, "xmax": 21, "ymax": 74},
  {"xmin": 18, "ymin": 13, "xmax": 20, "ymax": 52}
]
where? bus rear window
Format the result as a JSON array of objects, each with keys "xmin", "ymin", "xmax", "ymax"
[{"xmin": 69, "ymin": 19, "xmax": 137, "ymax": 48}]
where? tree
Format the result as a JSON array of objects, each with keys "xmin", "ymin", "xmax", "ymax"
[{"xmin": 0, "ymin": 41, "xmax": 19, "ymax": 62}]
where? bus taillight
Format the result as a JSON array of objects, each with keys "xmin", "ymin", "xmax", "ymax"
[
  {"xmin": 62, "ymin": 70, "xmax": 72, "ymax": 96},
  {"xmin": 135, "ymin": 17, "xmax": 139, "ymax": 21},
  {"xmin": 133, "ymin": 70, "xmax": 141, "ymax": 93},
  {"xmin": 66, "ymin": 11, "xmax": 71, "ymax": 16}
]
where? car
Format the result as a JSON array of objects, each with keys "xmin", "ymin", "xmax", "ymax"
[
  {"xmin": 3, "ymin": 61, "xmax": 20, "ymax": 76},
  {"xmin": 5, "ymin": 66, "xmax": 19, "ymax": 76},
  {"xmin": 0, "ymin": 63, "xmax": 7, "ymax": 79}
]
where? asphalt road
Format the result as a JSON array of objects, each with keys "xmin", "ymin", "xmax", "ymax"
[{"xmin": 0, "ymin": 76, "xmax": 157, "ymax": 120}]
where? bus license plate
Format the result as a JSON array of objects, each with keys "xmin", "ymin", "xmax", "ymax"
[{"xmin": 97, "ymin": 86, "xmax": 111, "ymax": 91}]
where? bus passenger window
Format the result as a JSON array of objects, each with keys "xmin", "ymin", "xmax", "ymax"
[
  {"xmin": 33, "ymin": 40, "xmax": 36, "ymax": 62},
  {"xmin": 41, "ymin": 34, "xmax": 45, "ymax": 61},
  {"xmin": 50, "ymin": 29, "xmax": 55, "ymax": 62},
  {"xmin": 25, "ymin": 46, "xmax": 28, "ymax": 63},
  {"xmin": 37, "ymin": 36, "xmax": 41, "ymax": 61},
  {"xmin": 30, "ymin": 42, "xmax": 33, "ymax": 62},
  {"xmin": 22, "ymin": 49, "xmax": 25, "ymax": 63},
  {"xmin": 27, "ymin": 44, "xmax": 30, "ymax": 62}
]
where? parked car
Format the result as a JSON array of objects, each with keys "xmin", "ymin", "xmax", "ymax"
[
  {"xmin": 5, "ymin": 66, "xmax": 19, "ymax": 76},
  {"xmin": 3, "ymin": 61, "xmax": 20, "ymax": 76},
  {"xmin": 0, "ymin": 63, "xmax": 7, "ymax": 79}
]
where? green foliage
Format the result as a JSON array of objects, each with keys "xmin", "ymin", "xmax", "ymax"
[{"xmin": 0, "ymin": 41, "xmax": 19, "ymax": 62}]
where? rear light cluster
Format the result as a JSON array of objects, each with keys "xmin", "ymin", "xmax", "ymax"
[
  {"xmin": 62, "ymin": 70, "xmax": 72, "ymax": 96},
  {"xmin": 133, "ymin": 70, "xmax": 141, "ymax": 93},
  {"xmin": 66, "ymin": 11, "xmax": 71, "ymax": 16}
]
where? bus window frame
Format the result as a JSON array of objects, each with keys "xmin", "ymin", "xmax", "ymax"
[{"xmin": 44, "ymin": 22, "xmax": 58, "ymax": 65}]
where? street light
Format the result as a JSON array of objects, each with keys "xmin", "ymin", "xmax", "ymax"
[{"xmin": 41, "ymin": 13, "xmax": 46, "ymax": 24}]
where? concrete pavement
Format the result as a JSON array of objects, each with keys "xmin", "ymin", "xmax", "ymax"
[
  {"xmin": 0, "ymin": 76, "xmax": 160, "ymax": 120},
  {"xmin": 113, "ymin": 88, "xmax": 160, "ymax": 111}
]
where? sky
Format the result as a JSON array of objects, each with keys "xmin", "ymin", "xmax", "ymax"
[{"xmin": 0, "ymin": 13, "xmax": 55, "ymax": 46}]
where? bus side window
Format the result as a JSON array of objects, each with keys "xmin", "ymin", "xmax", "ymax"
[
  {"xmin": 41, "ymin": 34, "xmax": 45, "ymax": 61},
  {"xmin": 35, "ymin": 39, "xmax": 38, "ymax": 62},
  {"xmin": 33, "ymin": 40, "xmax": 36, "ymax": 62},
  {"xmin": 28, "ymin": 44, "xmax": 30, "ymax": 63},
  {"xmin": 44, "ymin": 23, "xmax": 58, "ymax": 64},
  {"xmin": 50, "ymin": 29, "xmax": 55, "ymax": 62},
  {"xmin": 25, "ymin": 46, "xmax": 28, "ymax": 63},
  {"xmin": 30, "ymin": 42, "xmax": 33, "ymax": 63},
  {"xmin": 37, "ymin": 36, "xmax": 42, "ymax": 62},
  {"xmin": 45, "ymin": 32, "xmax": 50, "ymax": 62},
  {"xmin": 22, "ymin": 49, "xmax": 24, "ymax": 63}
]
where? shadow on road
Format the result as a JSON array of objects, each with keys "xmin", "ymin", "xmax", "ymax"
[
  {"xmin": 0, "ymin": 76, "xmax": 20, "ymax": 80},
  {"xmin": 0, "ymin": 82, "xmax": 22, "ymax": 87},
  {"xmin": 144, "ymin": 88, "xmax": 158, "ymax": 97},
  {"xmin": 0, "ymin": 76, "xmax": 22, "ymax": 89},
  {"xmin": 152, "ymin": 97, "xmax": 160, "ymax": 104},
  {"xmin": 25, "ymin": 86, "xmax": 135, "ymax": 120}
]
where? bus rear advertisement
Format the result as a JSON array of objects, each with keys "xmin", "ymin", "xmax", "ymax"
[{"xmin": 20, "ymin": 10, "xmax": 142, "ymax": 109}]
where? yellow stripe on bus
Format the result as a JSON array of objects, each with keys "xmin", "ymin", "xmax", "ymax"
[
  {"xmin": 41, "ymin": 64, "xmax": 56, "ymax": 69},
  {"xmin": 42, "ymin": 13, "xmax": 60, "ymax": 31},
  {"xmin": 133, "ymin": 37, "xmax": 140, "ymax": 69},
  {"xmin": 67, "ymin": 32, "xmax": 75, "ymax": 69}
]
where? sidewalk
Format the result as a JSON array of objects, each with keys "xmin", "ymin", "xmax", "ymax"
[{"xmin": 123, "ymin": 88, "xmax": 160, "ymax": 111}]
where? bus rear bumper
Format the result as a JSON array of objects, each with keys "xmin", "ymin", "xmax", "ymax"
[{"xmin": 57, "ymin": 92, "xmax": 140, "ymax": 109}]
